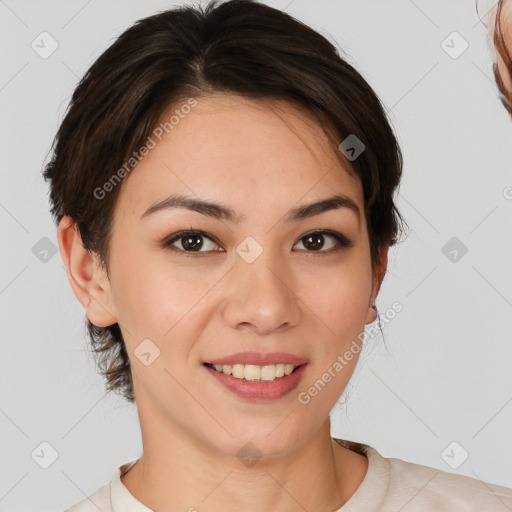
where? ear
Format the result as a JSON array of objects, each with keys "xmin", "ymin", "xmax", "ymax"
[
  {"xmin": 57, "ymin": 215, "xmax": 117, "ymax": 327},
  {"xmin": 364, "ymin": 245, "xmax": 389, "ymax": 325}
]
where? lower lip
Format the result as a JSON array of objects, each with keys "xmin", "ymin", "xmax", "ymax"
[{"xmin": 204, "ymin": 364, "xmax": 307, "ymax": 402}]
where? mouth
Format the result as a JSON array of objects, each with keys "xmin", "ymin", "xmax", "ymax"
[
  {"xmin": 203, "ymin": 362, "xmax": 304, "ymax": 383},
  {"xmin": 202, "ymin": 361, "xmax": 308, "ymax": 402}
]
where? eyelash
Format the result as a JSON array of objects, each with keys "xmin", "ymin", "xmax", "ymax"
[{"xmin": 162, "ymin": 229, "xmax": 355, "ymax": 257}]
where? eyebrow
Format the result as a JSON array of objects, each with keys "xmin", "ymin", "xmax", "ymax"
[{"xmin": 140, "ymin": 193, "xmax": 361, "ymax": 225}]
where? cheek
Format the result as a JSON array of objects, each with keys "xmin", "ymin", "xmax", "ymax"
[
  {"xmin": 110, "ymin": 249, "xmax": 222, "ymax": 350},
  {"xmin": 300, "ymin": 254, "xmax": 372, "ymax": 329},
  {"xmin": 111, "ymin": 236, "xmax": 372, "ymax": 353},
  {"xmin": 298, "ymin": 268, "xmax": 370, "ymax": 411}
]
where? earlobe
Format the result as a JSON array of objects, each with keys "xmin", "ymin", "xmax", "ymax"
[
  {"xmin": 57, "ymin": 215, "xmax": 117, "ymax": 327},
  {"xmin": 364, "ymin": 303, "xmax": 377, "ymax": 325},
  {"xmin": 364, "ymin": 246, "xmax": 389, "ymax": 325}
]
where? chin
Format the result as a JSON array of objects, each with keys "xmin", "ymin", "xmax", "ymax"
[{"xmin": 202, "ymin": 419, "xmax": 312, "ymax": 461}]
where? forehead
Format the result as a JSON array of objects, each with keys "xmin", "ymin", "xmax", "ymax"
[{"xmin": 113, "ymin": 93, "xmax": 363, "ymax": 222}]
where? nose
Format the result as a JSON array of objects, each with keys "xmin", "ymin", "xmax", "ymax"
[{"xmin": 221, "ymin": 247, "xmax": 302, "ymax": 335}]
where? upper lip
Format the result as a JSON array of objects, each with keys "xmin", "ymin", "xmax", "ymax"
[{"xmin": 204, "ymin": 351, "xmax": 308, "ymax": 366}]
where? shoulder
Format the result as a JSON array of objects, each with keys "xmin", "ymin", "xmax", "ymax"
[
  {"xmin": 335, "ymin": 439, "xmax": 512, "ymax": 512},
  {"xmin": 385, "ymin": 453, "xmax": 512, "ymax": 511},
  {"xmin": 63, "ymin": 481, "xmax": 112, "ymax": 512}
]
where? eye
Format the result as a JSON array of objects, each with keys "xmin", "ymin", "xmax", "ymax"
[
  {"xmin": 293, "ymin": 230, "xmax": 354, "ymax": 253},
  {"xmin": 162, "ymin": 229, "xmax": 354, "ymax": 256},
  {"xmin": 163, "ymin": 230, "xmax": 223, "ymax": 254}
]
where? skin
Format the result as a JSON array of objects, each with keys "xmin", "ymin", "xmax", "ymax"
[{"xmin": 58, "ymin": 93, "xmax": 388, "ymax": 512}]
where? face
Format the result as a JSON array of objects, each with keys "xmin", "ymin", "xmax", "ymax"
[{"xmin": 93, "ymin": 93, "xmax": 384, "ymax": 458}]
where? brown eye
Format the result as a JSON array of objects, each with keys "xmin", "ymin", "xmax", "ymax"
[
  {"xmin": 302, "ymin": 234, "xmax": 326, "ymax": 251},
  {"xmin": 164, "ymin": 231, "xmax": 221, "ymax": 254},
  {"xmin": 180, "ymin": 234, "xmax": 204, "ymax": 251},
  {"xmin": 294, "ymin": 230, "xmax": 354, "ymax": 253}
]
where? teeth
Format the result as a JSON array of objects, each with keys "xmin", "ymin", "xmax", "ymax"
[{"xmin": 209, "ymin": 363, "xmax": 299, "ymax": 382}]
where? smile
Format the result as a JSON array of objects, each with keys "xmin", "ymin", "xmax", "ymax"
[
  {"xmin": 204, "ymin": 362, "xmax": 299, "ymax": 382},
  {"xmin": 203, "ymin": 362, "xmax": 307, "ymax": 402}
]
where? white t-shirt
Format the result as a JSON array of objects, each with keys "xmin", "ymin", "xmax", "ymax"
[{"xmin": 64, "ymin": 440, "xmax": 512, "ymax": 512}]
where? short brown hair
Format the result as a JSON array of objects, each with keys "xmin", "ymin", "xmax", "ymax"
[
  {"xmin": 43, "ymin": 0, "xmax": 406, "ymax": 402},
  {"xmin": 493, "ymin": 0, "xmax": 512, "ymax": 114}
]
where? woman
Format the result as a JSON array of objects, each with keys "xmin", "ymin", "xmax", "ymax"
[{"xmin": 44, "ymin": 0, "xmax": 512, "ymax": 510}]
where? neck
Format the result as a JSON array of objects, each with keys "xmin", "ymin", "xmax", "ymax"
[{"xmin": 121, "ymin": 410, "xmax": 368, "ymax": 512}]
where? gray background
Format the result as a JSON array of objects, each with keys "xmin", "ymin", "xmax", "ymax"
[{"xmin": 1, "ymin": 0, "xmax": 512, "ymax": 510}]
